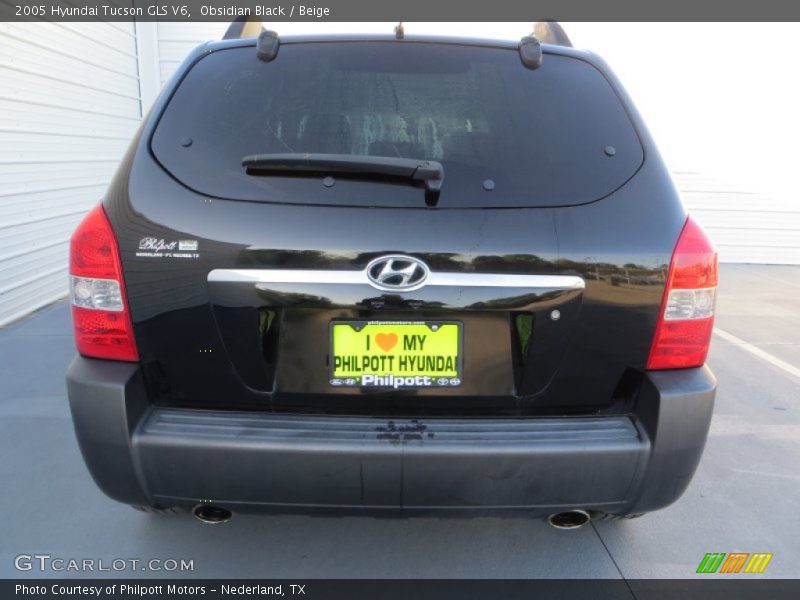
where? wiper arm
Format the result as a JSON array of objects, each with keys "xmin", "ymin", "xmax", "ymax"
[{"xmin": 242, "ymin": 153, "xmax": 444, "ymax": 204}]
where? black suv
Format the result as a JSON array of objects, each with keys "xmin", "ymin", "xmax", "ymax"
[{"xmin": 66, "ymin": 28, "xmax": 717, "ymax": 525}]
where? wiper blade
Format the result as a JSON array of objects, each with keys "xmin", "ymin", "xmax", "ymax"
[{"xmin": 242, "ymin": 153, "xmax": 444, "ymax": 204}]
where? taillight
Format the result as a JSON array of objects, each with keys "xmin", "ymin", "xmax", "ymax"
[
  {"xmin": 69, "ymin": 204, "xmax": 139, "ymax": 361},
  {"xmin": 647, "ymin": 216, "xmax": 718, "ymax": 370}
]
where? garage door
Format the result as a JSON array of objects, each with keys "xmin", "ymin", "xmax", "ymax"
[{"xmin": 0, "ymin": 22, "xmax": 143, "ymax": 326}]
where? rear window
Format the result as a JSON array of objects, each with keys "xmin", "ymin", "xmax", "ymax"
[{"xmin": 151, "ymin": 42, "xmax": 643, "ymax": 208}]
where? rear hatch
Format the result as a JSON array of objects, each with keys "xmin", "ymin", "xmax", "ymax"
[{"xmin": 112, "ymin": 37, "xmax": 685, "ymax": 416}]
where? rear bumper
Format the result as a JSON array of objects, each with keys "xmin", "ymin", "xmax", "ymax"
[{"xmin": 66, "ymin": 357, "xmax": 715, "ymax": 515}]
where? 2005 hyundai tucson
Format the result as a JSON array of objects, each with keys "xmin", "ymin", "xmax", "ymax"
[{"xmin": 66, "ymin": 24, "xmax": 718, "ymax": 525}]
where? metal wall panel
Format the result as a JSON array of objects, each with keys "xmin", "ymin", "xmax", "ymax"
[
  {"xmin": 675, "ymin": 172, "xmax": 800, "ymax": 265},
  {"xmin": 0, "ymin": 22, "xmax": 141, "ymax": 326},
  {"xmin": 156, "ymin": 23, "xmax": 227, "ymax": 85}
]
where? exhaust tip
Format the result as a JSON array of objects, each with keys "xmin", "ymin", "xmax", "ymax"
[
  {"xmin": 547, "ymin": 510, "xmax": 591, "ymax": 530},
  {"xmin": 192, "ymin": 504, "xmax": 232, "ymax": 525}
]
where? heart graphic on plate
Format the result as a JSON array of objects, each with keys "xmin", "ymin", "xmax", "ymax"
[{"xmin": 375, "ymin": 332, "xmax": 398, "ymax": 352}]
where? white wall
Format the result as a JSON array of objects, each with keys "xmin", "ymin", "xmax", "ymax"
[{"xmin": 0, "ymin": 22, "xmax": 143, "ymax": 326}]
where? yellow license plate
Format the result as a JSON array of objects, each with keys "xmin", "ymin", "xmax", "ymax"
[{"xmin": 330, "ymin": 321, "xmax": 462, "ymax": 388}]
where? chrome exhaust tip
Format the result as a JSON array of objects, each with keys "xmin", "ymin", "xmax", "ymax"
[
  {"xmin": 192, "ymin": 504, "xmax": 232, "ymax": 525},
  {"xmin": 547, "ymin": 510, "xmax": 591, "ymax": 530}
]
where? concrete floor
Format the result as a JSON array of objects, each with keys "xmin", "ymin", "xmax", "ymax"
[{"xmin": 0, "ymin": 264, "xmax": 798, "ymax": 579}]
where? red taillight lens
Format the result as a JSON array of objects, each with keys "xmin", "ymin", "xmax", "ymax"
[
  {"xmin": 69, "ymin": 205, "xmax": 138, "ymax": 362},
  {"xmin": 647, "ymin": 216, "xmax": 718, "ymax": 370}
]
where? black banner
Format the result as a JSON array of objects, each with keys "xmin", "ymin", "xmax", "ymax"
[
  {"xmin": 2, "ymin": 0, "xmax": 800, "ymax": 22},
  {"xmin": 3, "ymin": 580, "xmax": 800, "ymax": 600}
]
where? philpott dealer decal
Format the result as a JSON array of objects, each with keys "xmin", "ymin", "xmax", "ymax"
[{"xmin": 136, "ymin": 237, "xmax": 199, "ymax": 259}]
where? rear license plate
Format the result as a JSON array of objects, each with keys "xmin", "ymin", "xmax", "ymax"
[{"xmin": 329, "ymin": 321, "xmax": 462, "ymax": 388}]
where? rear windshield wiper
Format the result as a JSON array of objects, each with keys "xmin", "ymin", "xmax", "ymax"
[{"xmin": 242, "ymin": 153, "xmax": 444, "ymax": 205}]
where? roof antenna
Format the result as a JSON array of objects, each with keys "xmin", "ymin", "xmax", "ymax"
[{"xmin": 394, "ymin": 22, "xmax": 405, "ymax": 40}]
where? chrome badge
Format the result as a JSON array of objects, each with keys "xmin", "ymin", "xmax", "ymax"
[{"xmin": 366, "ymin": 255, "xmax": 429, "ymax": 292}]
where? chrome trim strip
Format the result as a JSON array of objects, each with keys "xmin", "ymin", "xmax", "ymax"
[
  {"xmin": 427, "ymin": 272, "xmax": 584, "ymax": 289},
  {"xmin": 210, "ymin": 269, "xmax": 365, "ymax": 285},
  {"xmin": 209, "ymin": 268, "xmax": 585, "ymax": 291}
]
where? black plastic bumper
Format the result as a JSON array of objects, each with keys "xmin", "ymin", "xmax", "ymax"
[{"xmin": 66, "ymin": 357, "xmax": 715, "ymax": 515}]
